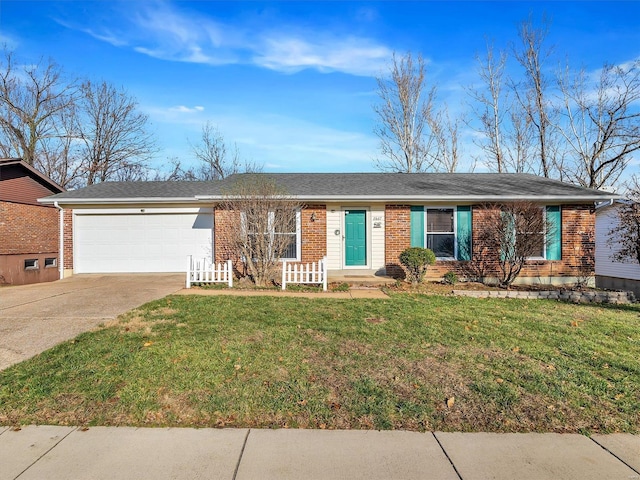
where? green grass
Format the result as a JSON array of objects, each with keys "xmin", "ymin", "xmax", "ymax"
[{"xmin": 1, "ymin": 293, "xmax": 639, "ymax": 433}]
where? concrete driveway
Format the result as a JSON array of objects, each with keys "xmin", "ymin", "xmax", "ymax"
[{"xmin": 0, "ymin": 274, "xmax": 184, "ymax": 370}]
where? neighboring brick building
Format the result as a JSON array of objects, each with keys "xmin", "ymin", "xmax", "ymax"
[
  {"xmin": 0, "ymin": 158, "xmax": 65, "ymax": 285},
  {"xmin": 40, "ymin": 173, "xmax": 616, "ymax": 286}
]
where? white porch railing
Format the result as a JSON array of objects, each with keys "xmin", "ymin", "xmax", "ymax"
[
  {"xmin": 186, "ymin": 256, "xmax": 233, "ymax": 288},
  {"xmin": 282, "ymin": 256, "xmax": 327, "ymax": 291}
]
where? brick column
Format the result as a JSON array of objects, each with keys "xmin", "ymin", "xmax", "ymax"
[
  {"xmin": 300, "ymin": 204, "xmax": 327, "ymax": 263},
  {"xmin": 385, "ymin": 205, "xmax": 411, "ymax": 278},
  {"xmin": 62, "ymin": 209, "xmax": 73, "ymax": 272}
]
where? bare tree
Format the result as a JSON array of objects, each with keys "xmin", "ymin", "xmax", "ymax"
[
  {"xmin": 219, "ymin": 176, "xmax": 302, "ymax": 287},
  {"xmin": 77, "ymin": 80, "xmax": 156, "ymax": 185},
  {"xmin": 468, "ymin": 40, "xmax": 538, "ymax": 175},
  {"xmin": 557, "ymin": 61, "xmax": 640, "ymax": 189},
  {"xmin": 373, "ymin": 52, "xmax": 437, "ymax": 172},
  {"xmin": 428, "ymin": 105, "xmax": 461, "ymax": 172},
  {"xmin": 187, "ymin": 121, "xmax": 261, "ymax": 180},
  {"xmin": 467, "ymin": 43, "xmax": 508, "ymax": 173},
  {"xmin": 34, "ymin": 106, "xmax": 83, "ymax": 188},
  {"xmin": 475, "ymin": 202, "xmax": 552, "ymax": 287},
  {"xmin": 503, "ymin": 108, "xmax": 535, "ymax": 173},
  {"xmin": 154, "ymin": 157, "xmax": 196, "ymax": 181},
  {"xmin": 0, "ymin": 49, "xmax": 77, "ymax": 166},
  {"xmin": 190, "ymin": 122, "xmax": 240, "ymax": 180},
  {"xmin": 608, "ymin": 176, "xmax": 640, "ymax": 264},
  {"xmin": 512, "ymin": 16, "xmax": 557, "ymax": 178}
]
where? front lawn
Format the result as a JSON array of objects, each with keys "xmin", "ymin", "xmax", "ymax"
[{"xmin": 1, "ymin": 294, "xmax": 638, "ymax": 433}]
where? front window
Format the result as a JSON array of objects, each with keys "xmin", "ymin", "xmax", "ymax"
[
  {"xmin": 426, "ymin": 208, "xmax": 455, "ymax": 258},
  {"xmin": 244, "ymin": 209, "xmax": 300, "ymax": 261},
  {"xmin": 515, "ymin": 209, "xmax": 545, "ymax": 259},
  {"xmin": 273, "ymin": 208, "xmax": 298, "ymax": 260}
]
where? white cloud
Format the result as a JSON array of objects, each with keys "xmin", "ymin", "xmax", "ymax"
[
  {"xmin": 253, "ymin": 35, "xmax": 391, "ymax": 76},
  {"xmin": 168, "ymin": 105, "xmax": 205, "ymax": 113},
  {"xmin": 63, "ymin": 0, "xmax": 392, "ymax": 77}
]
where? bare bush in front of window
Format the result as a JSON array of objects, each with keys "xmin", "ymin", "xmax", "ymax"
[
  {"xmin": 475, "ymin": 201, "xmax": 552, "ymax": 287},
  {"xmin": 220, "ymin": 176, "xmax": 301, "ymax": 287}
]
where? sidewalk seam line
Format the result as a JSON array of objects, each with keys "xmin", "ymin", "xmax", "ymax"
[
  {"xmin": 14, "ymin": 427, "xmax": 78, "ymax": 480},
  {"xmin": 232, "ymin": 428, "xmax": 251, "ymax": 480},
  {"xmin": 431, "ymin": 432, "xmax": 464, "ymax": 480},
  {"xmin": 589, "ymin": 436, "xmax": 640, "ymax": 476}
]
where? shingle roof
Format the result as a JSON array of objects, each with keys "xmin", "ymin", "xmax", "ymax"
[
  {"xmin": 217, "ymin": 173, "xmax": 615, "ymax": 200},
  {"xmin": 40, "ymin": 180, "xmax": 219, "ymax": 202},
  {"xmin": 1, "ymin": 158, "xmax": 65, "ymax": 193},
  {"xmin": 40, "ymin": 173, "xmax": 617, "ymax": 205}
]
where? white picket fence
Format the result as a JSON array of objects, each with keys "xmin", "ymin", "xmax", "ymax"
[
  {"xmin": 186, "ymin": 256, "xmax": 233, "ymax": 288},
  {"xmin": 281, "ymin": 256, "xmax": 327, "ymax": 291}
]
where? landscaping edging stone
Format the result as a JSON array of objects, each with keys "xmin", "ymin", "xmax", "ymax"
[{"xmin": 453, "ymin": 289, "xmax": 636, "ymax": 304}]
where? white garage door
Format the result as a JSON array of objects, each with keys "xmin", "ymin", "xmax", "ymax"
[{"xmin": 74, "ymin": 209, "xmax": 213, "ymax": 273}]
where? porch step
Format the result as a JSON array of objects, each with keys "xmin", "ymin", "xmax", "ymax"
[{"xmin": 327, "ymin": 270, "xmax": 397, "ymax": 287}]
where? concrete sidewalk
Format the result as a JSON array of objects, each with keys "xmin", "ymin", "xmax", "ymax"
[
  {"xmin": 1, "ymin": 426, "xmax": 638, "ymax": 480},
  {"xmin": 175, "ymin": 287, "xmax": 390, "ymax": 299}
]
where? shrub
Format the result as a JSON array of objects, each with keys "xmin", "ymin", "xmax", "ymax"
[
  {"xmin": 443, "ymin": 271, "xmax": 458, "ymax": 285},
  {"xmin": 399, "ymin": 247, "xmax": 436, "ymax": 285}
]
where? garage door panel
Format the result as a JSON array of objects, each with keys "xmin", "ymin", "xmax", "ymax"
[{"xmin": 75, "ymin": 212, "xmax": 213, "ymax": 273}]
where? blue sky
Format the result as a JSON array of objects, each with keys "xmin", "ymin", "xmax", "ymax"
[{"xmin": 1, "ymin": 1, "xmax": 639, "ymax": 175}]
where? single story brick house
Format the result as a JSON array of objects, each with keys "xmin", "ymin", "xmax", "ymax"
[
  {"xmin": 1, "ymin": 158, "xmax": 65, "ymax": 285},
  {"xmin": 39, "ymin": 173, "xmax": 616, "ymax": 285}
]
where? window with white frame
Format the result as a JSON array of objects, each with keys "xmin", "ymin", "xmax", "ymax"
[
  {"xmin": 244, "ymin": 209, "xmax": 300, "ymax": 261},
  {"xmin": 44, "ymin": 257, "xmax": 57, "ymax": 268},
  {"xmin": 24, "ymin": 258, "xmax": 38, "ymax": 270},
  {"xmin": 426, "ymin": 208, "xmax": 456, "ymax": 258},
  {"xmin": 273, "ymin": 208, "xmax": 299, "ymax": 260},
  {"xmin": 514, "ymin": 208, "xmax": 546, "ymax": 259}
]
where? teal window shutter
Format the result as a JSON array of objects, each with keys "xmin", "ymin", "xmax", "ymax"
[
  {"xmin": 410, "ymin": 206, "xmax": 424, "ymax": 247},
  {"xmin": 456, "ymin": 206, "xmax": 472, "ymax": 260},
  {"xmin": 546, "ymin": 206, "xmax": 561, "ymax": 260},
  {"xmin": 500, "ymin": 210, "xmax": 516, "ymax": 261}
]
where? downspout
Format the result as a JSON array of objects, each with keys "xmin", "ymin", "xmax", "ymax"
[{"xmin": 54, "ymin": 201, "xmax": 64, "ymax": 280}]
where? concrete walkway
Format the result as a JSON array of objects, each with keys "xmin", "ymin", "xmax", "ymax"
[
  {"xmin": 176, "ymin": 287, "xmax": 389, "ymax": 299},
  {"xmin": 1, "ymin": 426, "xmax": 638, "ymax": 480}
]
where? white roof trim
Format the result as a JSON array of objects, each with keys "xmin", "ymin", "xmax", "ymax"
[
  {"xmin": 38, "ymin": 197, "xmax": 201, "ymax": 205},
  {"xmin": 40, "ymin": 193, "xmax": 619, "ymax": 206},
  {"xmin": 196, "ymin": 194, "xmax": 617, "ymax": 202}
]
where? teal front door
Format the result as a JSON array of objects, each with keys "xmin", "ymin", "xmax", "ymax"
[{"xmin": 345, "ymin": 210, "xmax": 366, "ymax": 266}]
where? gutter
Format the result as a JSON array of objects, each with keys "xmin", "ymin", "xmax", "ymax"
[
  {"xmin": 38, "ymin": 193, "xmax": 622, "ymax": 206},
  {"xmin": 595, "ymin": 198, "xmax": 615, "ymax": 210},
  {"xmin": 54, "ymin": 201, "xmax": 64, "ymax": 280},
  {"xmin": 195, "ymin": 194, "xmax": 621, "ymax": 203},
  {"xmin": 38, "ymin": 196, "xmax": 202, "ymax": 206}
]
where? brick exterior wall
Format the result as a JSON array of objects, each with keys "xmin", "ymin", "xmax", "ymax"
[
  {"xmin": 214, "ymin": 204, "xmax": 595, "ymax": 280},
  {"xmin": 63, "ymin": 209, "xmax": 74, "ymax": 270},
  {"xmin": 213, "ymin": 207, "xmax": 242, "ymax": 270},
  {"xmin": 0, "ymin": 201, "xmax": 58, "ymax": 254},
  {"xmin": 384, "ymin": 205, "xmax": 412, "ymax": 278},
  {"xmin": 384, "ymin": 203, "xmax": 596, "ymax": 283},
  {"xmin": 300, "ymin": 204, "xmax": 326, "ymax": 263},
  {"xmin": 214, "ymin": 205, "xmax": 327, "ymax": 276},
  {"xmin": 0, "ymin": 201, "xmax": 60, "ymax": 284}
]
